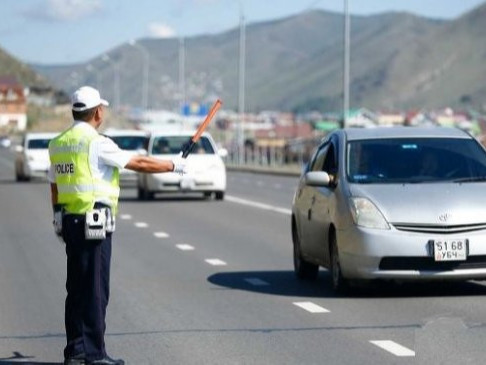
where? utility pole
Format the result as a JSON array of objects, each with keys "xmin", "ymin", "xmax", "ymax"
[
  {"xmin": 129, "ymin": 40, "xmax": 150, "ymax": 110},
  {"xmin": 343, "ymin": 0, "xmax": 350, "ymax": 128},
  {"xmin": 102, "ymin": 54, "xmax": 120, "ymax": 110},
  {"xmin": 179, "ymin": 37, "xmax": 186, "ymax": 114},
  {"xmin": 237, "ymin": 1, "xmax": 246, "ymax": 165}
]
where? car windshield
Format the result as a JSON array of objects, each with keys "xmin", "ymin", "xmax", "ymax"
[
  {"xmin": 347, "ymin": 137, "xmax": 486, "ymax": 184},
  {"xmin": 109, "ymin": 136, "xmax": 147, "ymax": 151},
  {"xmin": 27, "ymin": 139, "xmax": 51, "ymax": 149},
  {"xmin": 151, "ymin": 136, "xmax": 214, "ymax": 155}
]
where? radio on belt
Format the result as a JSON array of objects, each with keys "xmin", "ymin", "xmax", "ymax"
[{"xmin": 85, "ymin": 209, "xmax": 107, "ymax": 240}]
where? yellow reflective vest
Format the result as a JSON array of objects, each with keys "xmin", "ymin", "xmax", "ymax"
[{"xmin": 49, "ymin": 124, "xmax": 120, "ymax": 214}]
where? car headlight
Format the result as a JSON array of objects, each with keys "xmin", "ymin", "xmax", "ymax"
[{"xmin": 350, "ymin": 197, "xmax": 389, "ymax": 230}]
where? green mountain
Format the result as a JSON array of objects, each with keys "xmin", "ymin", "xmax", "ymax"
[
  {"xmin": 32, "ymin": 3, "xmax": 486, "ymax": 112},
  {"xmin": 0, "ymin": 46, "xmax": 48, "ymax": 87}
]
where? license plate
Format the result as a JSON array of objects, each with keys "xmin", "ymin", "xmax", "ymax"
[
  {"xmin": 433, "ymin": 239, "xmax": 467, "ymax": 261},
  {"xmin": 180, "ymin": 178, "xmax": 195, "ymax": 190}
]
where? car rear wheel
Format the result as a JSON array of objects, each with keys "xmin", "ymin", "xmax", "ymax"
[
  {"xmin": 292, "ymin": 223, "xmax": 318, "ymax": 280},
  {"xmin": 215, "ymin": 191, "xmax": 225, "ymax": 200},
  {"xmin": 330, "ymin": 233, "xmax": 348, "ymax": 293},
  {"xmin": 137, "ymin": 185, "xmax": 154, "ymax": 200}
]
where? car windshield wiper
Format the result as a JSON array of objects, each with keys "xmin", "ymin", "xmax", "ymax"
[{"xmin": 453, "ymin": 176, "xmax": 486, "ymax": 183}]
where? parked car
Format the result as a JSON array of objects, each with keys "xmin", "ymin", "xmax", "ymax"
[
  {"xmin": 15, "ymin": 132, "xmax": 58, "ymax": 181},
  {"xmin": 104, "ymin": 129, "xmax": 149, "ymax": 186},
  {"xmin": 137, "ymin": 131, "xmax": 227, "ymax": 200},
  {"xmin": 292, "ymin": 127, "xmax": 486, "ymax": 292},
  {"xmin": 0, "ymin": 135, "xmax": 11, "ymax": 148}
]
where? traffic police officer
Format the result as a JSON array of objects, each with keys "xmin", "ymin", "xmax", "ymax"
[{"xmin": 48, "ymin": 86, "xmax": 186, "ymax": 365}]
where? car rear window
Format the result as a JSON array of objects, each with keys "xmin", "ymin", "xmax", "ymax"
[
  {"xmin": 347, "ymin": 137, "xmax": 486, "ymax": 184},
  {"xmin": 151, "ymin": 136, "xmax": 214, "ymax": 155},
  {"xmin": 27, "ymin": 139, "xmax": 51, "ymax": 149},
  {"xmin": 109, "ymin": 136, "xmax": 148, "ymax": 151}
]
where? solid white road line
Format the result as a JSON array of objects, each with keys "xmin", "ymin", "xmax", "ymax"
[
  {"xmin": 226, "ymin": 195, "xmax": 291, "ymax": 215},
  {"xmin": 176, "ymin": 244, "xmax": 195, "ymax": 251},
  {"xmin": 293, "ymin": 302, "xmax": 330, "ymax": 313},
  {"xmin": 154, "ymin": 232, "xmax": 170, "ymax": 238},
  {"xmin": 134, "ymin": 222, "xmax": 148, "ymax": 228},
  {"xmin": 205, "ymin": 259, "xmax": 227, "ymax": 266},
  {"xmin": 370, "ymin": 341, "xmax": 415, "ymax": 357},
  {"xmin": 120, "ymin": 214, "xmax": 132, "ymax": 220},
  {"xmin": 244, "ymin": 278, "xmax": 269, "ymax": 286}
]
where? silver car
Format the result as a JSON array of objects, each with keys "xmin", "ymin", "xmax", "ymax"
[{"xmin": 292, "ymin": 127, "xmax": 486, "ymax": 292}]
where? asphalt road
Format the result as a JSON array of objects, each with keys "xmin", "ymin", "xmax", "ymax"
[{"xmin": 2, "ymin": 148, "xmax": 486, "ymax": 364}]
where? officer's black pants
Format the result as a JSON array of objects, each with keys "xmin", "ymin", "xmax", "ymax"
[{"xmin": 62, "ymin": 214, "xmax": 112, "ymax": 362}]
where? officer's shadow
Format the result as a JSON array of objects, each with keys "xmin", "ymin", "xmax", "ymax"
[{"xmin": 0, "ymin": 351, "xmax": 60, "ymax": 365}]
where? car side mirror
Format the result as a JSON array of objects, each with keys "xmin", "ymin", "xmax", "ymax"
[
  {"xmin": 15, "ymin": 145, "xmax": 23, "ymax": 153},
  {"xmin": 217, "ymin": 148, "xmax": 228, "ymax": 158},
  {"xmin": 305, "ymin": 171, "xmax": 331, "ymax": 187}
]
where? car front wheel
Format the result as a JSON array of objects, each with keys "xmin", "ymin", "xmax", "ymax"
[{"xmin": 330, "ymin": 233, "xmax": 348, "ymax": 293}]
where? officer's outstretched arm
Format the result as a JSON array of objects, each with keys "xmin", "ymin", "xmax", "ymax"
[{"xmin": 125, "ymin": 155, "xmax": 174, "ymax": 173}]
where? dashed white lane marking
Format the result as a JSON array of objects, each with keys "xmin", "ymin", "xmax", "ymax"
[
  {"xmin": 120, "ymin": 214, "xmax": 132, "ymax": 220},
  {"xmin": 154, "ymin": 232, "xmax": 170, "ymax": 238},
  {"xmin": 244, "ymin": 278, "xmax": 269, "ymax": 286},
  {"xmin": 135, "ymin": 222, "xmax": 148, "ymax": 228},
  {"xmin": 176, "ymin": 244, "xmax": 195, "ymax": 251},
  {"xmin": 205, "ymin": 259, "xmax": 227, "ymax": 266},
  {"xmin": 293, "ymin": 302, "xmax": 330, "ymax": 313},
  {"xmin": 370, "ymin": 341, "xmax": 415, "ymax": 357},
  {"xmin": 226, "ymin": 195, "xmax": 291, "ymax": 215}
]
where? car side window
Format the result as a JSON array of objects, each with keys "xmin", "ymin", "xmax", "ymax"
[
  {"xmin": 322, "ymin": 142, "xmax": 338, "ymax": 175},
  {"xmin": 310, "ymin": 144, "xmax": 329, "ymax": 172}
]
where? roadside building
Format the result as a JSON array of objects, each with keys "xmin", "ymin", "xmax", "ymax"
[
  {"xmin": 0, "ymin": 76, "xmax": 27, "ymax": 131},
  {"xmin": 344, "ymin": 108, "xmax": 378, "ymax": 128},
  {"xmin": 377, "ymin": 111, "xmax": 405, "ymax": 126}
]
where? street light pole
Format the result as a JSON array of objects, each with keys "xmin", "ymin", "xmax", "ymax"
[
  {"xmin": 237, "ymin": 0, "xmax": 246, "ymax": 165},
  {"xmin": 179, "ymin": 37, "xmax": 186, "ymax": 114},
  {"xmin": 343, "ymin": 0, "xmax": 350, "ymax": 128},
  {"xmin": 102, "ymin": 54, "xmax": 120, "ymax": 110},
  {"xmin": 86, "ymin": 64, "xmax": 101, "ymax": 90},
  {"xmin": 129, "ymin": 40, "xmax": 150, "ymax": 110}
]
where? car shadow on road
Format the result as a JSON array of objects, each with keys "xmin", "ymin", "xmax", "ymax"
[
  {"xmin": 207, "ymin": 270, "xmax": 486, "ymax": 298},
  {"xmin": 120, "ymin": 194, "xmax": 215, "ymax": 203},
  {"xmin": 0, "ymin": 351, "xmax": 60, "ymax": 364}
]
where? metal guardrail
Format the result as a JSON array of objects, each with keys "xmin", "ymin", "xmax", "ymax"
[{"xmin": 225, "ymin": 163, "xmax": 302, "ymax": 177}]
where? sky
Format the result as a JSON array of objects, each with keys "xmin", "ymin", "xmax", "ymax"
[{"xmin": 0, "ymin": 0, "xmax": 484, "ymax": 65}]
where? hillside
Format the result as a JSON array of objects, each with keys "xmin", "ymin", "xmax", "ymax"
[
  {"xmin": 0, "ymin": 46, "xmax": 49, "ymax": 88},
  {"xmin": 32, "ymin": 4, "xmax": 485, "ymax": 112}
]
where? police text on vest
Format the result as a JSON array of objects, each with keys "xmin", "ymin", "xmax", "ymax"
[{"xmin": 55, "ymin": 163, "xmax": 75, "ymax": 174}]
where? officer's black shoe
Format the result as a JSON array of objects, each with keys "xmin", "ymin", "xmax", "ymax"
[
  {"xmin": 64, "ymin": 353, "xmax": 86, "ymax": 365},
  {"xmin": 87, "ymin": 356, "xmax": 125, "ymax": 365}
]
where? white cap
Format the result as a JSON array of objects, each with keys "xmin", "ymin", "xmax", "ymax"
[{"xmin": 71, "ymin": 86, "xmax": 109, "ymax": 111}]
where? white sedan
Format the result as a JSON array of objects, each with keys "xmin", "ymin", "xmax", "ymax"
[
  {"xmin": 15, "ymin": 132, "xmax": 58, "ymax": 181},
  {"xmin": 137, "ymin": 131, "xmax": 227, "ymax": 200},
  {"xmin": 104, "ymin": 129, "xmax": 149, "ymax": 186}
]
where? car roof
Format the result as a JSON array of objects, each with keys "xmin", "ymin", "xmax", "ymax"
[
  {"xmin": 103, "ymin": 129, "xmax": 149, "ymax": 137},
  {"xmin": 25, "ymin": 132, "xmax": 59, "ymax": 139},
  {"xmin": 342, "ymin": 127, "xmax": 471, "ymax": 141},
  {"xmin": 149, "ymin": 131, "xmax": 211, "ymax": 138}
]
